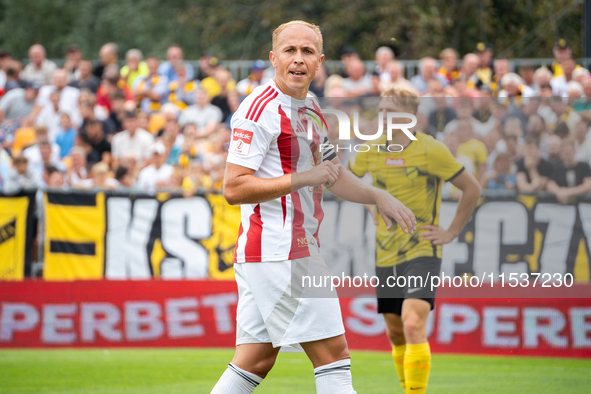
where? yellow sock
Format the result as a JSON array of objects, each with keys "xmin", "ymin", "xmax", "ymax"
[
  {"xmin": 404, "ymin": 342, "xmax": 431, "ymax": 394},
  {"xmin": 392, "ymin": 344, "xmax": 406, "ymax": 390}
]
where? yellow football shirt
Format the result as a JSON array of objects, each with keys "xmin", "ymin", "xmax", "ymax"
[
  {"xmin": 349, "ymin": 132, "xmax": 464, "ymax": 267},
  {"xmin": 457, "ymin": 138, "xmax": 487, "ymax": 178}
]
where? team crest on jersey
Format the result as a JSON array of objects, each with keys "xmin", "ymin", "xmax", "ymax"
[
  {"xmin": 231, "ymin": 129, "xmax": 253, "ymax": 156},
  {"xmin": 385, "ymin": 158, "xmax": 405, "ymax": 166}
]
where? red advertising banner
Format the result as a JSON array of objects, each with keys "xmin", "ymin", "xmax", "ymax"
[{"xmin": 1, "ymin": 281, "xmax": 590, "ymax": 358}]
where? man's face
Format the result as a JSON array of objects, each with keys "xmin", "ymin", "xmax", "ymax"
[
  {"xmin": 421, "ymin": 61, "xmax": 435, "ymax": 79},
  {"xmin": 562, "ymin": 59, "xmax": 576, "ymax": 76},
  {"xmin": 270, "ymin": 25, "xmax": 323, "ymax": 97},
  {"xmin": 47, "ymin": 172, "xmax": 64, "ymax": 187},
  {"xmin": 15, "ymin": 162, "xmax": 27, "ymax": 175},
  {"xmin": 39, "ymin": 144, "xmax": 52, "ymax": 162},
  {"xmin": 29, "ymin": 47, "xmax": 44, "ymax": 65},
  {"xmin": 72, "ymin": 153, "xmax": 85, "ymax": 168},
  {"xmin": 147, "ymin": 58, "xmax": 159, "ymax": 75},
  {"xmin": 387, "ymin": 62, "xmax": 400, "ymax": 81},
  {"xmin": 554, "ymin": 46, "xmax": 571, "ymax": 62},
  {"xmin": 54, "ymin": 69, "xmax": 68, "ymax": 89},
  {"xmin": 494, "ymin": 60, "xmax": 509, "ymax": 77},
  {"xmin": 463, "ymin": 57, "xmax": 478, "ymax": 76},
  {"xmin": 79, "ymin": 61, "xmax": 92, "ymax": 79},
  {"xmin": 560, "ymin": 145, "xmax": 576, "ymax": 165},
  {"xmin": 123, "ymin": 117, "xmax": 138, "ymax": 133},
  {"xmin": 195, "ymin": 89, "xmax": 210, "ymax": 107},
  {"xmin": 24, "ymin": 88, "xmax": 38, "ymax": 101},
  {"xmin": 524, "ymin": 143, "xmax": 540, "ymax": 159},
  {"xmin": 575, "ymin": 122, "xmax": 588, "ymax": 141},
  {"xmin": 168, "ymin": 47, "xmax": 183, "ymax": 64},
  {"xmin": 443, "ymin": 55, "xmax": 457, "ymax": 71}
]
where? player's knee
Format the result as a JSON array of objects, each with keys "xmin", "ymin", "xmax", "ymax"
[
  {"xmin": 386, "ymin": 323, "xmax": 405, "ymax": 345},
  {"xmin": 402, "ymin": 317, "xmax": 426, "ymax": 341},
  {"xmin": 249, "ymin": 354, "xmax": 278, "ymax": 378}
]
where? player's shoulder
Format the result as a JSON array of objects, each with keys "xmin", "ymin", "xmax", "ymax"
[
  {"xmin": 234, "ymin": 80, "xmax": 283, "ymax": 127},
  {"xmin": 417, "ymin": 132, "xmax": 452, "ymax": 155}
]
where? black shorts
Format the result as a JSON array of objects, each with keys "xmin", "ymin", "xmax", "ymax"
[{"xmin": 375, "ymin": 256, "xmax": 442, "ymax": 315}]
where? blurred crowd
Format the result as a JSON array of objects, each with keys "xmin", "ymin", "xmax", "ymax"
[{"xmin": 1, "ymin": 39, "xmax": 591, "ymax": 202}]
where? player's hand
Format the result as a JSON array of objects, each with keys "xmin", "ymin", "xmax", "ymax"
[
  {"xmin": 374, "ymin": 190, "xmax": 416, "ymax": 234},
  {"xmin": 421, "ymin": 225, "xmax": 456, "ymax": 245},
  {"xmin": 303, "ymin": 161, "xmax": 341, "ymax": 188}
]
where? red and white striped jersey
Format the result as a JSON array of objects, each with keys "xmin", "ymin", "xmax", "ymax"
[{"xmin": 228, "ymin": 79, "xmax": 336, "ymax": 263}]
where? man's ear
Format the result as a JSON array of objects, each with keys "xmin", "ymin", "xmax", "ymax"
[
  {"xmin": 269, "ymin": 51, "xmax": 276, "ymax": 69},
  {"xmin": 316, "ymin": 54, "xmax": 325, "ymax": 71}
]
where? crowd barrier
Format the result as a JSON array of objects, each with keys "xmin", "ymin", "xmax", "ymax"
[{"xmin": 1, "ymin": 190, "xmax": 591, "ymax": 283}]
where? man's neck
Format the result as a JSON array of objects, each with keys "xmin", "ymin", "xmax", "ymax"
[
  {"xmin": 389, "ymin": 130, "xmax": 413, "ymax": 147},
  {"xmin": 273, "ymin": 78, "xmax": 308, "ymax": 99},
  {"xmin": 565, "ymin": 160, "xmax": 577, "ymax": 169},
  {"xmin": 128, "ymin": 129, "xmax": 136, "ymax": 137}
]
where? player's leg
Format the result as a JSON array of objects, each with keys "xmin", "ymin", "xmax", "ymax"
[
  {"xmin": 400, "ymin": 298, "xmax": 432, "ymax": 394},
  {"xmin": 211, "ymin": 343, "xmax": 279, "ymax": 393},
  {"xmin": 376, "ymin": 266, "xmax": 407, "ymax": 390},
  {"xmin": 383, "ymin": 312, "xmax": 407, "ymax": 390},
  {"xmin": 301, "ymin": 334, "xmax": 356, "ymax": 394},
  {"xmin": 398, "ymin": 257, "xmax": 439, "ymax": 394}
]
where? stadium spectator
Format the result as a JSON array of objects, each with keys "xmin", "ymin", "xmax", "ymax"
[
  {"xmin": 519, "ymin": 63, "xmax": 536, "ymax": 90},
  {"xmin": 158, "ymin": 45, "xmax": 195, "ymax": 82},
  {"xmin": 2, "ymin": 155, "xmax": 39, "ymax": 193},
  {"xmin": 236, "ymin": 60, "xmax": 267, "ymax": 96},
  {"xmin": 438, "ymin": 48, "xmax": 459, "ymax": 83},
  {"xmin": 178, "ymin": 88, "xmax": 222, "ymax": 136},
  {"xmin": 132, "ymin": 56, "xmax": 168, "ymax": 113},
  {"xmin": 3, "ymin": 61, "xmax": 21, "ymax": 93},
  {"xmin": 411, "ymin": 57, "xmax": 447, "ymax": 94},
  {"xmin": 43, "ymin": 164, "xmax": 65, "ymax": 188},
  {"xmin": 36, "ymin": 68, "xmax": 80, "ymax": 114},
  {"xmin": 342, "ymin": 59, "xmax": 371, "ymax": 97},
  {"xmin": 114, "ymin": 165, "xmax": 134, "ymax": 188},
  {"xmin": 428, "ymin": 97, "xmax": 456, "ymax": 137},
  {"xmin": 480, "ymin": 152, "xmax": 516, "ymax": 190},
  {"xmin": 120, "ymin": 49, "xmax": 149, "ymax": 88},
  {"xmin": 498, "ymin": 73, "xmax": 535, "ymax": 102},
  {"xmin": 111, "ymin": 112, "xmax": 153, "ymax": 167},
  {"xmin": 0, "ymin": 80, "xmax": 39, "ymax": 124},
  {"xmin": 76, "ymin": 162, "xmax": 117, "ymax": 189},
  {"xmin": 96, "ymin": 69, "xmax": 134, "ymax": 113},
  {"xmin": 545, "ymin": 134, "xmax": 562, "ymax": 165},
  {"xmin": 65, "ymin": 146, "xmax": 88, "ymax": 186},
  {"xmin": 55, "ymin": 113, "xmax": 77, "ymax": 158},
  {"xmin": 547, "ymin": 140, "xmax": 591, "ymax": 204},
  {"xmin": 532, "ymin": 67, "xmax": 552, "ymax": 94},
  {"xmin": 340, "ymin": 45, "xmax": 360, "ymax": 78},
  {"xmin": 36, "ymin": 91, "xmax": 62, "ymax": 142},
  {"xmin": 526, "ymin": 113, "xmax": 549, "ymax": 153},
  {"xmin": 551, "ymin": 58, "xmax": 577, "ymax": 97},
  {"xmin": 443, "ymin": 99, "xmax": 488, "ymax": 136},
  {"xmin": 516, "ymin": 137, "xmax": 553, "ymax": 192},
  {"xmin": 63, "ymin": 45, "xmax": 83, "ymax": 82},
  {"xmin": 458, "ymin": 53, "xmax": 483, "ymax": 91},
  {"xmin": 201, "ymin": 62, "xmax": 236, "ymax": 98},
  {"xmin": 69, "ymin": 60, "xmax": 100, "ymax": 94},
  {"xmin": 0, "ymin": 50, "xmax": 11, "ymax": 94},
  {"xmin": 456, "ymin": 118, "xmax": 488, "ymax": 179},
  {"xmin": 490, "ymin": 58, "xmax": 510, "ymax": 96},
  {"xmin": 383, "ymin": 60, "xmax": 414, "ymax": 92},
  {"xmin": 551, "ymin": 39, "xmax": 583, "ymax": 77},
  {"xmin": 574, "ymin": 120, "xmax": 591, "ymax": 166},
  {"xmin": 21, "ymin": 44, "xmax": 56, "ymax": 85},
  {"xmin": 548, "ymin": 96, "xmax": 581, "ymax": 133},
  {"xmin": 225, "ymin": 90, "xmax": 241, "ymax": 126},
  {"xmin": 475, "ymin": 42, "xmax": 494, "ymax": 86},
  {"xmin": 167, "ymin": 62, "xmax": 198, "ymax": 109},
  {"xmin": 195, "ymin": 52, "xmax": 214, "ymax": 80},
  {"xmin": 309, "ymin": 64, "xmax": 328, "ymax": 97},
  {"xmin": 210, "ymin": 68, "xmax": 235, "ymax": 120},
  {"xmin": 375, "ymin": 46, "xmax": 395, "ymax": 81},
  {"xmin": 82, "ymin": 118, "xmax": 111, "ymax": 165},
  {"xmin": 24, "ymin": 139, "xmax": 64, "ymax": 182},
  {"xmin": 136, "ymin": 141, "xmax": 173, "ymax": 191},
  {"xmin": 93, "ymin": 43, "xmax": 119, "ymax": 79}
]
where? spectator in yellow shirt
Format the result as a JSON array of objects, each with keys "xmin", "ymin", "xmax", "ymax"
[
  {"xmin": 200, "ymin": 57, "xmax": 236, "ymax": 98},
  {"xmin": 456, "ymin": 118, "xmax": 488, "ymax": 180}
]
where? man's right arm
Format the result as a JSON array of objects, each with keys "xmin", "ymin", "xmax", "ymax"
[{"xmin": 223, "ymin": 161, "xmax": 340, "ymax": 205}]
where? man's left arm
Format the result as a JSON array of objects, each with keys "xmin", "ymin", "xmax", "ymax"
[
  {"xmin": 421, "ymin": 170, "xmax": 481, "ymax": 245},
  {"xmin": 328, "ymin": 156, "xmax": 416, "ymax": 234}
]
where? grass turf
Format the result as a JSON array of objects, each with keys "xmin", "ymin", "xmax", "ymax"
[{"xmin": 1, "ymin": 349, "xmax": 590, "ymax": 393}]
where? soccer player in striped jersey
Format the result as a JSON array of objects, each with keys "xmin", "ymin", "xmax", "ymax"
[
  {"xmin": 210, "ymin": 21, "xmax": 416, "ymax": 394},
  {"xmin": 348, "ymin": 87, "xmax": 481, "ymax": 394}
]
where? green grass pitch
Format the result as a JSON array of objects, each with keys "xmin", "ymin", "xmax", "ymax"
[{"xmin": 1, "ymin": 349, "xmax": 590, "ymax": 393}]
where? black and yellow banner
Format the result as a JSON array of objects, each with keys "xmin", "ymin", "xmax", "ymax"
[
  {"xmin": 43, "ymin": 191, "xmax": 240, "ymax": 281},
  {"xmin": 0, "ymin": 191, "xmax": 36, "ymax": 280}
]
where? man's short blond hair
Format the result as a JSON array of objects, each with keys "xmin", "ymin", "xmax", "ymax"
[
  {"xmin": 380, "ymin": 86, "xmax": 420, "ymax": 114},
  {"xmin": 272, "ymin": 21, "xmax": 323, "ymax": 53}
]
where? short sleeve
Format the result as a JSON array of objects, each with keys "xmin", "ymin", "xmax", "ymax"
[
  {"xmin": 581, "ymin": 163, "xmax": 591, "ymax": 179},
  {"xmin": 349, "ymin": 149, "xmax": 370, "ymax": 178},
  {"xmin": 426, "ymin": 139, "xmax": 465, "ymax": 181},
  {"xmin": 227, "ymin": 117, "xmax": 274, "ymax": 171}
]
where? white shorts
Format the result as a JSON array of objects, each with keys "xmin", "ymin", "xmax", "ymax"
[{"xmin": 234, "ymin": 255, "xmax": 345, "ymax": 348}]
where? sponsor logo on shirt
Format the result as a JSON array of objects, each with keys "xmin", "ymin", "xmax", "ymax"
[
  {"xmin": 385, "ymin": 158, "xmax": 405, "ymax": 166},
  {"xmin": 231, "ymin": 129, "xmax": 254, "ymax": 156}
]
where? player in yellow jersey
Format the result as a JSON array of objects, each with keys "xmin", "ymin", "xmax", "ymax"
[{"xmin": 348, "ymin": 87, "xmax": 481, "ymax": 394}]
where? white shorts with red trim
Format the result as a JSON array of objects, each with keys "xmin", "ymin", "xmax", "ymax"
[{"xmin": 234, "ymin": 255, "xmax": 345, "ymax": 348}]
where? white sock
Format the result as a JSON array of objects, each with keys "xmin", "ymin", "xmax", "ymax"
[
  {"xmin": 313, "ymin": 359, "xmax": 356, "ymax": 394},
  {"xmin": 210, "ymin": 363, "xmax": 263, "ymax": 394}
]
